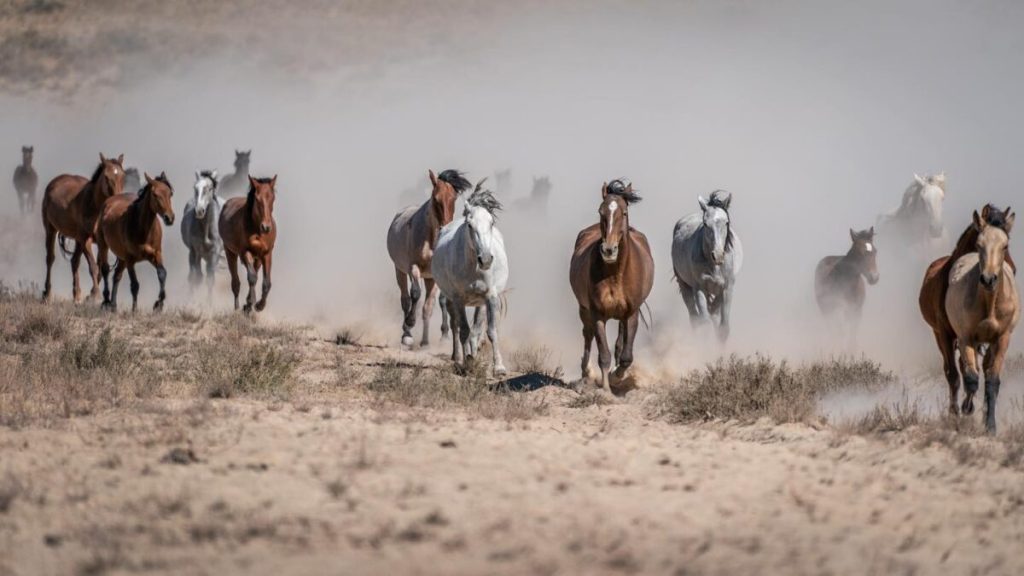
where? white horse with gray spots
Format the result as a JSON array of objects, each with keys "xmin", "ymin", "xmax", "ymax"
[
  {"xmin": 181, "ymin": 170, "xmax": 223, "ymax": 300},
  {"xmin": 432, "ymin": 180, "xmax": 509, "ymax": 376},
  {"xmin": 671, "ymin": 190, "xmax": 743, "ymax": 343}
]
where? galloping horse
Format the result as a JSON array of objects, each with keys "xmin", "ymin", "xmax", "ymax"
[
  {"xmin": 13, "ymin": 146, "xmax": 38, "ymax": 215},
  {"xmin": 921, "ymin": 205, "xmax": 1017, "ymax": 424},
  {"xmin": 219, "ymin": 176, "xmax": 277, "ymax": 313},
  {"xmin": 181, "ymin": 170, "xmax": 223, "ymax": 299},
  {"xmin": 41, "ymin": 153, "xmax": 126, "ymax": 302},
  {"xmin": 220, "ymin": 150, "xmax": 252, "ymax": 197},
  {"xmin": 123, "ymin": 167, "xmax": 142, "ymax": 193},
  {"xmin": 943, "ymin": 208, "xmax": 1019, "ymax": 433},
  {"xmin": 432, "ymin": 179, "xmax": 510, "ymax": 376},
  {"xmin": 510, "ymin": 176, "xmax": 552, "ymax": 214},
  {"xmin": 570, "ymin": 180, "xmax": 654, "ymax": 393},
  {"xmin": 877, "ymin": 172, "xmax": 947, "ymax": 250},
  {"xmin": 671, "ymin": 190, "xmax": 744, "ymax": 343},
  {"xmin": 814, "ymin": 228, "xmax": 879, "ymax": 342},
  {"xmin": 96, "ymin": 173, "xmax": 175, "ymax": 312},
  {"xmin": 387, "ymin": 169, "xmax": 470, "ymax": 347}
]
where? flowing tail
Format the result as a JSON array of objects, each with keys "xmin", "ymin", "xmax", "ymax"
[
  {"xmin": 640, "ymin": 301, "xmax": 653, "ymax": 331},
  {"xmin": 57, "ymin": 234, "xmax": 75, "ymax": 260}
]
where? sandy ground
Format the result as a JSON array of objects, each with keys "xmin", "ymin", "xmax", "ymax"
[{"xmin": 1, "ymin": 333, "xmax": 1023, "ymax": 576}]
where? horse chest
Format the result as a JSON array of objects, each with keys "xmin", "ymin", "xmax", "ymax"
[{"xmin": 594, "ymin": 280, "xmax": 630, "ymax": 317}]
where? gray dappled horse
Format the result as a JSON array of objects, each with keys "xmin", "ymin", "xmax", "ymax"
[{"xmin": 181, "ymin": 170, "xmax": 223, "ymax": 300}]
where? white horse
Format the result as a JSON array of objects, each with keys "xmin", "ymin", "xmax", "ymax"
[
  {"xmin": 432, "ymin": 180, "xmax": 509, "ymax": 376},
  {"xmin": 877, "ymin": 172, "xmax": 947, "ymax": 252},
  {"xmin": 671, "ymin": 190, "xmax": 743, "ymax": 342},
  {"xmin": 181, "ymin": 170, "xmax": 223, "ymax": 299}
]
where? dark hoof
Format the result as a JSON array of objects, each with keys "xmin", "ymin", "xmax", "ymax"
[
  {"xmin": 243, "ymin": 304, "xmax": 253, "ymax": 314},
  {"xmin": 153, "ymin": 300, "xmax": 164, "ymax": 312},
  {"xmin": 948, "ymin": 405, "xmax": 960, "ymax": 417},
  {"xmin": 101, "ymin": 301, "xmax": 116, "ymax": 312},
  {"xmin": 255, "ymin": 300, "xmax": 266, "ymax": 312}
]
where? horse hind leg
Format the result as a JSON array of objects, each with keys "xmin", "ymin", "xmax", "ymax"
[
  {"xmin": 70, "ymin": 242, "xmax": 84, "ymax": 303},
  {"xmin": 82, "ymin": 238, "xmax": 101, "ymax": 301},
  {"xmin": 187, "ymin": 249, "xmax": 202, "ymax": 292},
  {"xmin": 226, "ymin": 251, "xmax": 241, "ymax": 310},
  {"xmin": 446, "ymin": 297, "xmax": 462, "ymax": 364},
  {"xmin": 614, "ymin": 318, "xmax": 625, "ymax": 366},
  {"xmin": 127, "ymin": 264, "xmax": 141, "ymax": 313},
  {"xmin": 933, "ymin": 329, "xmax": 960, "ymax": 415},
  {"xmin": 42, "ymin": 223, "xmax": 56, "ymax": 301},
  {"xmin": 614, "ymin": 312, "xmax": 640, "ymax": 380},
  {"xmin": 204, "ymin": 252, "xmax": 217, "ymax": 303},
  {"xmin": 439, "ymin": 293, "xmax": 451, "ymax": 340},
  {"xmin": 470, "ymin": 306, "xmax": 485, "ymax": 357},
  {"xmin": 107, "ymin": 260, "xmax": 126, "ymax": 312}
]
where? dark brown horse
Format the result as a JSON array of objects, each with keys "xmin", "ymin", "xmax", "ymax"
[
  {"xmin": 569, "ymin": 180, "xmax": 655, "ymax": 394},
  {"xmin": 814, "ymin": 228, "xmax": 879, "ymax": 339},
  {"xmin": 41, "ymin": 153, "xmax": 126, "ymax": 302},
  {"xmin": 386, "ymin": 169, "xmax": 470, "ymax": 347},
  {"xmin": 920, "ymin": 204, "xmax": 1016, "ymax": 417},
  {"xmin": 13, "ymin": 145, "xmax": 38, "ymax": 215},
  {"xmin": 96, "ymin": 173, "xmax": 175, "ymax": 312},
  {"xmin": 219, "ymin": 176, "xmax": 277, "ymax": 313}
]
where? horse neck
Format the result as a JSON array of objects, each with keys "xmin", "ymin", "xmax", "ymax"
[
  {"xmin": 423, "ymin": 200, "xmax": 444, "ymax": 246},
  {"xmin": 132, "ymin": 190, "xmax": 159, "ymax": 237},
  {"xmin": 20, "ymin": 156, "xmax": 30, "ymax": 168}
]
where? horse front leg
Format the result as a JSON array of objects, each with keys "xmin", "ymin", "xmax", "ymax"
[
  {"xmin": 717, "ymin": 285, "xmax": 733, "ymax": 344},
  {"xmin": 959, "ymin": 343, "xmax": 980, "ymax": 415},
  {"xmin": 205, "ymin": 252, "xmax": 217, "ymax": 303},
  {"xmin": 255, "ymin": 252, "xmax": 272, "ymax": 312},
  {"xmin": 983, "ymin": 334, "xmax": 1010, "ymax": 434},
  {"xmin": 421, "ymin": 277, "xmax": 438, "ymax": 347},
  {"xmin": 453, "ymin": 297, "xmax": 473, "ymax": 370},
  {"xmin": 70, "ymin": 242, "xmax": 84, "ymax": 303},
  {"xmin": 486, "ymin": 294, "xmax": 506, "ymax": 377},
  {"xmin": 579, "ymin": 307, "xmax": 594, "ymax": 382},
  {"xmin": 439, "ymin": 293, "xmax": 451, "ymax": 340},
  {"xmin": 107, "ymin": 260, "xmax": 127, "ymax": 312},
  {"xmin": 614, "ymin": 312, "xmax": 639, "ymax": 379},
  {"xmin": 447, "ymin": 297, "xmax": 463, "ymax": 364},
  {"xmin": 152, "ymin": 253, "xmax": 167, "ymax": 312},
  {"xmin": 594, "ymin": 318, "xmax": 612, "ymax": 394},
  {"xmin": 127, "ymin": 263, "xmax": 141, "ymax": 313},
  {"xmin": 82, "ymin": 238, "xmax": 101, "ymax": 302},
  {"xmin": 395, "ymin": 269, "xmax": 414, "ymax": 347},
  {"xmin": 694, "ymin": 289, "xmax": 711, "ymax": 327},
  {"xmin": 226, "ymin": 250, "xmax": 241, "ymax": 310},
  {"xmin": 240, "ymin": 252, "xmax": 258, "ymax": 313},
  {"xmin": 187, "ymin": 249, "xmax": 201, "ymax": 293},
  {"xmin": 470, "ymin": 306, "xmax": 485, "ymax": 357},
  {"xmin": 98, "ymin": 238, "xmax": 112, "ymax": 308}
]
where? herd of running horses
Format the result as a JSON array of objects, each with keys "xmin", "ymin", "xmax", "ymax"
[{"xmin": 9, "ymin": 148, "xmax": 1021, "ymax": 432}]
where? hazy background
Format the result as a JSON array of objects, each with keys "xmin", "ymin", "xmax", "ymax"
[{"xmin": 1, "ymin": 0, "xmax": 1021, "ymax": 380}]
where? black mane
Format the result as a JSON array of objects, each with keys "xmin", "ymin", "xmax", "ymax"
[
  {"xmin": 246, "ymin": 177, "xmax": 274, "ymax": 213},
  {"xmin": 606, "ymin": 179, "xmax": 642, "ymax": 205},
  {"xmin": 467, "ymin": 178, "xmax": 503, "ymax": 217},
  {"xmin": 438, "ymin": 169, "xmax": 472, "ymax": 195},
  {"xmin": 200, "ymin": 170, "xmax": 219, "ymax": 189}
]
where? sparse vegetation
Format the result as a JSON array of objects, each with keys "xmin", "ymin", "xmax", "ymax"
[
  {"xmin": 195, "ymin": 341, "xmax": 298, "ymax": 399},
  {"xmin": 508, "ymin": 344, "xmax": 563, "ymax": 379}
]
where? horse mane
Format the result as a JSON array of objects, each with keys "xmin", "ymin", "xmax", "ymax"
[
  {"xmin": 438, "ymin": 170, "xmax": 472, "ymax": 195},
  {"xmin": 948, "ymin": 204, "xmax": 1015, "ymax": 270},
  {"xmin": 135, "ymin": 173, "xmax": 172, "ymax": 201},
  {"xmin": 606, "ymin": 179, "xmax": 642, "ymax": 205},
  {"xmin": 88, "ymin": 161, "xmax": 107, "ymax": 184},
  {"xmin": 245, "ymin": 177, "xmax": 274, "ymax": 216},
  {"xmin": 467, "ymin": 178, "xmax": 503, "ymax": 218},
  {"xmin": 200, "ymin": 170, "xmax": 219, "ymax": 189}
]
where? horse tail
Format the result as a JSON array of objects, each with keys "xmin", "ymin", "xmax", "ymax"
[
  {"xmin": 500, "ymin": 291, "xmax": 510, "ymax": 320},
  {"xmin": 640, "ymin": 301, "xmax": 654, "ymax": 331},
  {"xmin": 57, "ymin": 235, "xmax": 75, "ymax": 260}
]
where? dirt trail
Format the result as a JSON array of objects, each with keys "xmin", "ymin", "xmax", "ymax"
[{"xmin": 2, "ymin": 334, "xmax": 1023, "ymax": 576}]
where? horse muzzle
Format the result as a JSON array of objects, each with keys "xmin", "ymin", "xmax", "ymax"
[
  {"xmin": 162, "ymin": 214, "xmax": 175, "ymax": 226},
  {"xmin": 195, "ymin": 208, "xmax": 207, "ymax": 220},
  {"xmin": 600, "ymin": 243, "xmax": 619, "ymax": 263},
  {"xmin": 980, "ymin": 273, "xmax": 998, "ymax": 291},
  {"xmin": 260, "ymin": 224, "xmax": 272, "ymax": 234},
  {"xmin": 867, "ymin": 272, "xmax": 880, "ymax": 285},
  {"xmin": 477, "ymin": 254, "xmax": 494, "ymax": 270}
]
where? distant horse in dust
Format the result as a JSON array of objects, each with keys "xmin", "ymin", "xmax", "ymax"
[
  {"xmin": 814, "ymin": 227, "xmax": 879, "ymax": 344},
  {"xmin": 41, "ymin": 153, "xmax": 126, "ymax": 302},
  {"xmin": 220, "ymin": 150, "xmax": 252, "ymax": 197},
  {"xmin": 510, "ymin": 176, "xmax": 552, "ymax": 214},
  {"xmin": 181, "ymin": 170, "xmax": 223, "ymax": 300},
  {"xmin": 877, "ymin": 172, "xmax": 947, "ymax": 252},
  {"xmin": 123, "ymin": 167, "xmax": 142, "ymax": 193},
  {"xmin": 13, "ymin": 145, "xmax": 38, "ymax": 215},
  {"xmin": 97, "ymin": 172, "xmax": 175, "ymax": 312},
  {"xmin": 671, "ymin": 190, "xmax": 743, "ymax": 343},
  {"xmin": 432, "ymin": 179, "xmax": 510, "ymax": 376},
  {"xmin": 493, "ymin": 169, "xmax": 512, "ymax": 197},
  {"xmin": 387, "ymin": 169, "xmax": 471, "ymax": 347},
  {"xmin": 569, "ymin": 180, "xmax": 654, "ymax": 394},
  {"xmin": 921, "ymin": 205, "xmax": 1018, "ymax": 431},
  {"xmin": 219, "ymin": 176, "xmax": 278, "ymax": 313}
]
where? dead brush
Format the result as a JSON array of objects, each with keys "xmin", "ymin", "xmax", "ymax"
[
  {"xmin": 508, "ymin": 344, "xmax": 563, "ymax": 379},
  {"xmin": 657, "ymin": 354, "xmax": 894, "ymax": 424},
  {"xmin": 193, "ymin": 340, "xmax": 298, "ymax": 399}
]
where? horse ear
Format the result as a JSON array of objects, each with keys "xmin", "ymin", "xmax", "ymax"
[
  {"xmin": 972, "ymin": 210, "xmax": 983, "ymax": 230},
  {"xmin": 211, "ymin": 170, "xmax": 218, "ymax": 180},
  {"xmin": 270, "ymin": 174, "xmax": 277, "ymax": 188},
  {"xmin": 698, "ymin": 196, "xmax": 708, "ymax": 212},
  {"xmin": 914, "ymin": 173, "xmax": 926, "ymax": 186},
  {"xmin": 100, "ymin": 152, "xmax": 107, "ymax": 163},
  {"xmin": 428, "ymin": 170, "xmax": 437, "ymax": 188},
  {"xmin": 869, "ymin": 226, "xmax": 875, "ymax": 237},
  {"xmin": 849, "ymin": 228, "xmax": 857, "ymax": 242},
  {"xmin": 1006, "ymin": 211, "xmax": 1015, "ymax": 233},
  {"xmin": 195, "ymin": 170, "xmax": 201, "ymax": 181},
  {"xmin": 159, "ymin": 171, "xmax": 167, "ymax": 181},
  {"xmin": 248, "ymin": 175, "xmax": 258, "ymax": 189},
  {"xmin": 144, "ymin": 172, "xmax": 155, "ymax": 185},
  {"xmin": 235, "ymin": 149, "xmax": 240, "ymax": 156},
  {"xmin": 601, "ymin": 182, "xmax": 609, "ymax": 199}
]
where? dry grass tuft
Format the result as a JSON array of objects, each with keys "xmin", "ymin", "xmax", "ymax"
[
  {"xmin": 657, "ymin": 354, "xmax": 893, "ymax": 424},
  {"xmin": 194, "ymin": 341, "xmax": 298, "ymax": 399},
  {"xmin": 508, "ymin": 344, "xmax": 563, "ymax": 379}
]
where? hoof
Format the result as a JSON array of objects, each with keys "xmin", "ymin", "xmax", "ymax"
[
  {"xmin": 153, "ymin": 300, "xmax": 164, "ymax": 312},
  {"xmin": 101, "ymin": 302, "xmax": 116, "ymax": 312},
  {"xmin": 255, "ymin": 300, "xmax": 266, "ymax": 312},
  {"xmin": 243, "ymin": 304, "xmax": 253, "ymax": 314},
  {"xmin": 420, "ymin": 339, "xmax": 430, "ymax": 348},
  {"xmin": 493, "ymin": 365, "xmax": 508, "ymax": 378},
  {"xmin": 401, "ymin": 335, "xmax": 415, "ymax": 347}
]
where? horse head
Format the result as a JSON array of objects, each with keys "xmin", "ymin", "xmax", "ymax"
[
  {"xmin": 430, "ymin": 169, "xmax": 471, "ymax": 226},
  {"xmin": 247, "ymin": 175, "xmax": 277, "ymax": 234},
  {"xmin": 913, "ymin": 173, "xmax": 946, "ymax": 238},
  {"xmin": 599, "ymin": 179, "xmax": 640, "ymax": 264},
  {"xmin": 193, "ymin": 170, "xmax": 219, "ymax": 220},
  {"xmin": 531, "ymin": 176, "xmax": 552, "ymax": 199},
  {"xmin": 21, "ymin": 146, "xmax": 32, "ymax": 165},
  {"xmin": 974, "ymin": 206, "xmax": 1015, "ymax": 291},
  {"xmin": 97, "ymin": 153, "xmax": 126, "ymax": 197},
  {"xmin": 465, "ymin": 178, "xmax": 502, "ymax": 270},
  {"xmin": 849, "ymin": 227, "xmax": 879, "ymax": 285},
  {"xmin": 144, "ymin": 172, "xmax": 175, "ymax": 226},
  {"xmin": 698, "ymin": 190, "xmax": 733, "ymax": 266},
  {"xmin": 234, "ymin": 149, "xmax": 252, "ymax": 172}
]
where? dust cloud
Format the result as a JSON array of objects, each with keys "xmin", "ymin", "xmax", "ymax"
[{"xmin": 1, "ymin": 0, "xmax": 1022, "ymax": 381}]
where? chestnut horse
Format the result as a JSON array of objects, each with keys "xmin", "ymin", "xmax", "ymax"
[
  {"xmin": 920, "ymin": 204, "xmax": 1017, "ymax": 420},
  {"xmin": 386, "ymin": 169, "xmax": 471, "ymax": 347},
  {"xmin": 219, "ymin": 176, "xmax": 277, "ymax": 313},
  {"xmin": 944, "ymin": 208, "xmax": 1019, "ymax": 433},
  {"xmin": 569, "ymin": 180, "xmax": 654, "ymax": 393},
  {"xmin": 97, "ymin": 173, "xmax": 175, "ymax": 312},
  {"xmin": 13, "ymin": 145, "xmax": 38, "ymax": 215},
  {"xmin": 41, "ymin": 153, "xmax": 126, "ymax": 302}
]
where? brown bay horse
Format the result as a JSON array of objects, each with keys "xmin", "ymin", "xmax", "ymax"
[
  {"xmin": 814, "ymin": 227, "xmax": 879, "ymax": 342},
  {"xmin": 97, "ymin": 173, "xmax": 175, "ymax": 312},
  {"xmin": 41, "ymin": 153, "xmax": 126, "ymax": 302},
  {"xmin": 921, "ymin": 205, "xmax": 1018, "ymax": 427},
  {"xmin": 13, "ymin": 145, "xmax": 38, "ymax": 215},
  {"xmin": 386, "ymin": 169, "xmax": 471, "ymax": 347},
  {"xmin": 569, "ymin": 180, "xmax": 654, "ymax": 394},
  {"xmin": 219, "ymin": 176, "xmax": 277, "ymax": 313}
]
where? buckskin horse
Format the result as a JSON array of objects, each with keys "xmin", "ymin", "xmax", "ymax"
[
  {"xmin": 96, "ymin": 172, "xmax": 176, "ymax": 312},
  {"xmin": 569, "ymin": 179, "xmax": 654, "ymax": 394},
  {"xmin": 387, "ymin": 169, "xmax": 470, "ymax": 347},
  {"xmin": 219, "ymin": 176, "xmax": 278, "ymax": 313},
  {"xmin": 41, "ymin": 153, "xmax": 126, "ymax": 302}
]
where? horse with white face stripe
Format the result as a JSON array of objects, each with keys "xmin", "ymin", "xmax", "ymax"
[
  {"xmin": 672, "ymin": 190, "xmax": 744, "ymax": 343},
  {"xmin": 181, "ymin": 170, "xmax": 223, "ymax": 300},
  {"xmin": 814, "ymin": 227, "xmax": 880, "ymax": 347},
  {"xmin": 431, "ymin": 179, "xmax": 510, "ymax": 375}
]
